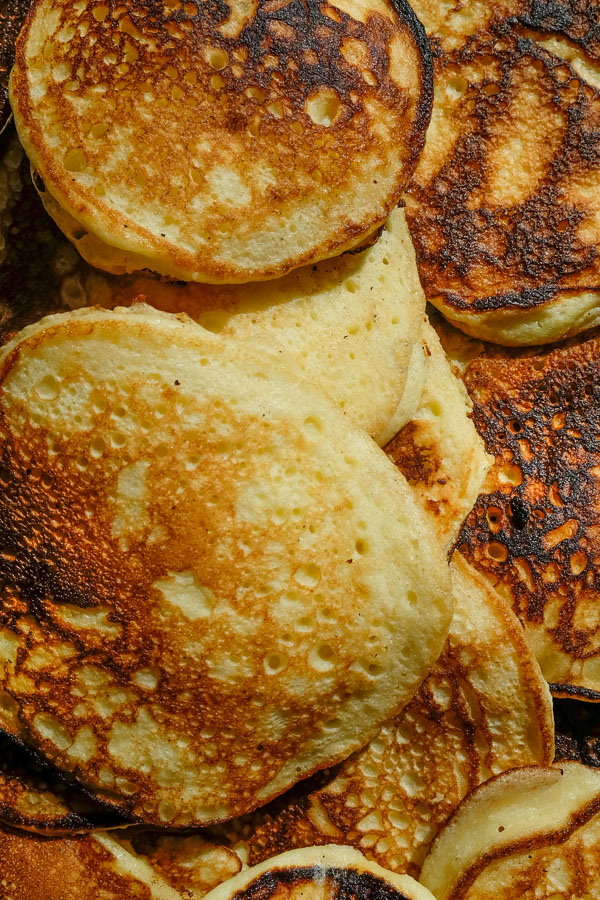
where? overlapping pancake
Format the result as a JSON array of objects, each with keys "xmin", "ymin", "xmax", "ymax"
[
  {"xmin": 458, "ymin": 333, "xmax": 600, "ymax": 697},
  {"xmin": 419, "ymin": 763, "xmax": 600, "ymax": 900},
  {"xmin": 0, "ymin": 828, "xmax": 186, "ymax": 899},
  {"xmin": 385, "ymin": 318, "xmax": 491, "ymax": 549},
  {"xmin": 215, "ymin": 554, "xmax": 553, "ymax": 878},
  {"xmin": 10, "ymin": 0, "xmax": 432, "ymax": 283},
  {"xmin": 81, "ymin": 206, "xmax": 427, "ymax": 445},
  {"xmin": 405, "ymin": 2, "xmax": 600, "ymax": 345},
  {"xmin": 0, "ymin": 305, "xmax": 452, "ymax": 826},
  {"xmin": 201, "ymin": 846, "xmax": 437, "ymax": 900}
]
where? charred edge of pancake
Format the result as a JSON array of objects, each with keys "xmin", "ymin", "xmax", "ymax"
[
  {"xmin": 0, "ymin": 727, "xmax": 130, "ymax": 833},
  {"xmin": 391, "ymin": 0, "xmax": 434, "ymax": 156},
  {"xmin": 0, "ymin": 1, "xmax": 31, "ymax": 134},
  {"xmin": 554, "ymin": 697, "xmax": 600, "ymax": 767},
  {"xmin": 232, "ymin": 867, "xmax": 412, "ymax": 900},
  {"xmin": 406, "ymin": 28, "xmax": 600, "ymax": 314},
  {"xmin": 550, "ymin": 683, "xmax": 600, "ymax": 701},
  {"xmin": 457, "ymin": 345, "xmax": 600, "ymax": 659},
  {"xmin": 508, "ymin": 2, "xmax": 600, "ymax": 64}
]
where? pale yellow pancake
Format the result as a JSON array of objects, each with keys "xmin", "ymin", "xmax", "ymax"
[
  {"xmin": 11, "ymin": 0, "xmax": 432, "ymax": 282},
  {"xmin": 0, "ymin": 305, "xmax": 452, "ymax": 826},
  {"xmin": 213, "ymin": 554, "xmax": 553, "ymax": 877},
  {"xmin": 420, "ymin": 763, "xmax": 600, "ymax": 900}
]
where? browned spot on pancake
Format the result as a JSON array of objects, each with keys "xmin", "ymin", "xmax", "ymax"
[
  {"xmin": 459, "ymin": 336, "xmax": 600, "ymax": 692},
  {"xmin": 385, "ymin": 420, "xmax": 442, "ymax": 488},
  {"xmin": 405, "ymin": 24, "xmax": 600, "ymax": 316},
  {"xmin": 230, "ymin": 866, "xmax": 412, "ymax": 900}
]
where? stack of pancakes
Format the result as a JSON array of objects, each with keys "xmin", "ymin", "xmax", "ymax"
[{"xmin": 1, "ymin": 0, "xmax": 600, "ymax": 897}]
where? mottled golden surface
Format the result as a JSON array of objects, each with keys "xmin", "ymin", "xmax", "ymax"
[
  {"xmin": 0, "ymin": 305, "xmax": 452, "ymax": 826},
  {"xmin": 0, "ymin": 829, "xmax": 185, "ymax": 899},
  {"xmin": 122, "ymin": 832, "xmax": 242, "ymax": 899},
  {"xmin": 405, "ymin": 2, "xmax": 600, "ymax": 344},
  {"xmin": 458, "ymin": 333, "xmax": 600, "ymax": 697},
  {"xmin": 201, "ymin": 846, "xmax": 437, "ymax": 900},
  {"xmin": 385, "ymin": 317, "xmax": 491, "ymax": 550},
  {"xmin": 10, "ymin": 0, "xmax": 431, "ymax": 283},
  {"xmin": 215, "ymin": 554, "xmax": 553, "ymax": 878},
  {"xmin": 420, "ymin": 763, "xmax": 600, "ymax": 900}
]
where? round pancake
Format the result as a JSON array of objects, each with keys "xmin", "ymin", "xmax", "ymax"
[
  {"xmin": 218, "ymin": 553, "xmax": 553, "ymax": 877},
  {"xmin": 405, "ymin": 4, "xmax": 600, "ymax": 345},
  {"xmin": 0, "ymin": 828, "xmax": 186, "ymax": 899},
  {"xmin": 10, "ymin": 0, "xmax": 432, "ymax": 283},
  {"xmin": 384, "ymin": 318, "xmax": 491, "ymax": 550},
  {"xmin": 419, "ymin": 763, "xmax": 600, "ymax": 900},
  {"xmin": 77, "ymin": 206, "xmax": 427, "ymax": 445},
  {"xmin": 201, "ymin": 846, "xmax": 437, "ymax": 900},
  {"xmin": 458, "ymin": 333, "xmax": 600, "ymax": 697},
  {"xmin": 0, "ymin": 305, "xmax": 452, "ymax": 826}
]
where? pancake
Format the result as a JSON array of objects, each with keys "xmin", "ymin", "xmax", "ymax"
[
  {"xmin": 0, "ymin": 1, "xmax": 30, "ymax": 139},
  {"xmin": 0, "ymin": 304, "xmax": 452, "ymax": 826},
  {"xmin": 216, "ymin": 553, "xmax": 553, "ymax": 878},
  {"xmin": 385, "ymin": 318, "xmax": 491, "ymax": 550},
  {"xmin": 79, "ymin": 205, "xmax": 427, "ymax": 445},
  {"xmin": 201, "ymin": 846, "xmax": 437, "ymax": 900},
  {"xmin": 10, "ymin": 0, "xmax": 432, "ymax": 283},
  {"xmin": 0, "ymin": 828, "xmax": 186, "ymax": 899},
  {"xmin": 419, "ymin": 763, "xmax": 600, "ymax": 900},
  {"xmin": 458, "ymin": 333, "xmax": 600, "ymax": 697},
  {"xmin": 405, "ymin": 3, "xmax": 600, "ymax": 345}
]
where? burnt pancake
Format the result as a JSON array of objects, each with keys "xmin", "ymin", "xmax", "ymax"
[
  {"xmin": 405, "ymin": 2, "xmax": 600, "ymax": 345},
  {"xmin": 10, "ymin": 0, "xmax": 432, "ymax": 283},
  {"xmin": 458, "ymin": 332, "xmax": 600, "ymax": 697},
  {"xmin": 213, "ymin": 555, "xmax": 553, "ymax": 879},
  {"xmin": 419, "ymin": 763, "xmax": 600, "ymax": 900},
  {"xmin": 0, "ymin": 305, "xmax": 452, "ymax": 827},
  {"xmin": 200, "ymin": 846, "xmax": 437, "ymax": 900}
]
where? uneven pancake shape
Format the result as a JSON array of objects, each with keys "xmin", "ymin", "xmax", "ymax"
[
  {"xmin": 215, "ymin": 555, "xmax": 553, "ymax": 878},
  {"xmin": 458, "ymin": 334, "xmax": 600, "ymax": 697},
  {"xmin": 0, "ymin": 828, "xmax": 185, "ymax": 899},
  {"xmin": 384, "ymin": 318, "xmax": 491, "ymax": 550},
  {"xmin": 419, "ymin": 763, "xmax": 600, "ymax": 900},
  {"xmin": 0, "ymin": 305, "xmax": 452, "ymax": 826},
  {"xmin": 10, "ymin": 0, "xmax": 431, "ymax": 283},
  {"xmin": 202, "ymin": 846, "xmax": 437, "ymax": 900},
  {"xmin": 405, "ymin": 3, "xmax": 600, "ymax": 344},
  {"xmin": 80, "ymin": 206, "xmax": 426, "ymax": 445}
]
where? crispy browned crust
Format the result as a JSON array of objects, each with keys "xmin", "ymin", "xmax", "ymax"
[
  {"xmin": 458, "ymin": 334, "xmax": 600, "ymax": 695},
  {"xmin": 405, "ymin": 16, "xmax": 600, "ymax": 323},
  {"xmin": 509, "ymin": 2, "xmax": 600, "ymax": 63},
  {"xmin": 10, "ymin": 0, "xmax": 432, "ymax": 282},
  {"xmin": 554, "ymin": 696, "xmax": 600, "ymax": 767},
  {"xmin": 0, "ymin": 1, "xmax": 31, "ymax": 138}
]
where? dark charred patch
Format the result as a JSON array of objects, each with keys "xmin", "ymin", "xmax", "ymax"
[
  {"xmin": 385, "ymin": 420, "xmax": 442, "ymax": 487},
  {"xmin": 405, "ymin": 23, "xmax": 600, "ymax": 316},
  {"xmin": 459, "ymin": 336, "xmax": 600, "ymax": 689},
  {"xmin": 0, "ymin": 1, "xmax": 32, "ymax": 139},
  {"xmin": 554, "ymin": 696, "xmax": 600, "ymax": 766},
  {"xmin": 511, "ymin": 2, "xmax": 600, "ymax": 63},
  {"xmin": 232, "ymin": 867, "xmax": 411, "ymax": 900}
]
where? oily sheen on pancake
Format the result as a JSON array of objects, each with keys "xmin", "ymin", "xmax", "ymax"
[
  {"xmin": 80, "ymin": 206, "xmax": 427, "ymax": 445},
  {"xmin": 219, "ymin": 554, "xmax": 553, "ymax": 877},
  {"xmin": 0, "ymin": 305, "xmax": 452, "ymax": 827},
  {"xmin": 10, "ymin": 0, "xmax": 432, "ymax": 283},
  {"xmin": 458, "ymin": 333, "xmax": 600, "ymax": 698},
  {"xmin": 201, "ymin": 846, "xmax": 437, "ymax": 900},
  {"xmin": 405, "ymin": 1, "xmax": 600, "ymax": 345},
  {"xmin": 0, "ymin": 829, "xmax": 185, "ymax": 900},
  {"xmin": 419, "ymin": 763, "xmax": 600, "ymax": 900}
]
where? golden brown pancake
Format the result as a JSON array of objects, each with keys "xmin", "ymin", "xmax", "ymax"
[
  {"xmin": 0, "ymin": 828, "xmax": 186, "ymax": 899},
  {"xmin": 405, "ymin": 3, "xmax": 600, "ymax": 345},
  {"xmin": 0, "ymin": 305, "xmax": 452, "ymax": 827},
  {"xmin": 385, "ymin": 317, "xmax": 491, "ymax": 550},
  {"xmin": 201, "ymin": 846, "xmax": 438, "ymax": 900},
  {"xmin": 419, "ymin": 763, "xmax": 600, "ymax": 900},
  {"xmin": 214, "ymin": 554, "xmax": 553, "ymax": 878},
  {"xmin": 10, "ymin": 0, "xmax": 432, "ymax": 283},
  {"xmin": 458, "ymin": 332, "xmax": 600, "ymax": 698}
]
